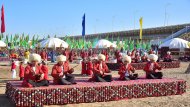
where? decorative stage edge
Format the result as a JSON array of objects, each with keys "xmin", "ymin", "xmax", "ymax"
[
  {"xmin": 5, "ymin": 78, "xmax": 186, "ymax": 107},
  {"xmin": 106, "ymin": 61, "xmax": 180, "ymax": 70}
]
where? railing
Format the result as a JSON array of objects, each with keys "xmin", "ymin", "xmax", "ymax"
[{"xmin": 162, "ymin": 26, "xmax": 190, "ymax": 43}]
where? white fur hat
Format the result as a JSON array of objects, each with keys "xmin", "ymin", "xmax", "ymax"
[
  {"xmin": 56, "ymin": 55, "xmax": 66, "ymax": 62},
  {"xmin": 148, "ymin": 54, "xmax": 158, "ymax": 62},
  {"xmin": 122, "ymin": 55, "xmax": 131, "ymax": 63},
  {"xmin": 29, "ymin": 53, "xmax": 41, "ymax": 63},
  {"xmin": 167, "ymin": 51, "xmax": 171, "ymax": 54},
  {"xmin": 98, "ymin": 54, "xmax": 106, "ymax": 61}
]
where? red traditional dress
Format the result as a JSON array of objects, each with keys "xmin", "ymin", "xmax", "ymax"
[
  {"xmin": 19, "ymin": 64, "xmax": 25, "ymax": 78},
  {"xmin": 41, "ymin": 65, "xmax": 49, "ymax": 80},
  {"xmin": 118, "ymin": 64, "xmax": 135, "ymax": 80},
  {"xmin": 63, "ymin": 50, "xmax": 70, "ymax": 60},
  {"xmin": 81, "ymin": 60, "xmax": 93, "ymax": 75},
  {"xmin": 40, "ymin": 51, "xmax": 47, "ymax": 60},
  {"xmin": 89, "ymin": 61, "xmax": 111, "ymax": 82},
  {"xmin": 143, "ymin": 62, "xmax": 162, "ymax": 79},
  {"xmin": 22, "ymin": 65, "xmax": 44, "ymax": 87},
  {"xmin": 51, "ymin": 61, "xmax": 72, "ymax": 84}
]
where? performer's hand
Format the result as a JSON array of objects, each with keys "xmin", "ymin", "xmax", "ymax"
[
  {"xmin": 69, "ymin": 68, "xmax": 74, "ymax": 74},
  {"xmin": 100, "ymin": 70, "xmax": 104, "ymax": 75},
  {"xmin": 40, "ymin": 73, "xmax": 44, "ymax": 80},
  {"xmin": 59, "ymin": 73, "xmax": 63, "ymax": 77}
]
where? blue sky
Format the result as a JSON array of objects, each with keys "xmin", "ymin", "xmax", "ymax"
[{"xmin": 0, "ymin": 0, "xmax": 190, "ymax": 39}]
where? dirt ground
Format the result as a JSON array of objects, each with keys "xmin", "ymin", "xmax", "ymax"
[{"xmin": 0, "ymin": 62, "xmax": 190, "ymax": 107}]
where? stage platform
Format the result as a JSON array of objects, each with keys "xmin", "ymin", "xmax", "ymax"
[
  {"xmin": 107, "ymin": 61, "xmax": 180, "ymax": 70},
  {"xmin": 6, "ymin": 78, "xmax": 186, "ymax": 107}
]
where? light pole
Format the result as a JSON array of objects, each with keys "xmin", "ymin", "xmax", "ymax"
[{"xmin": 164, "ymin": 3, "xmax": 170, "ymax": 26}]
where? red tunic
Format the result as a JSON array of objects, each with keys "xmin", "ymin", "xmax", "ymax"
[
  {"xmin": 51, "ymin": 61, "xmax": 71, "ymax": 85},
  {"xmin": 90, "ymin": 61, "xmax": 110, "ymax": 81},
  {"xmin": 81, "ymin": 61, "xmax": 87, "ymax": 75},
  {"xmin": 41, "ymin": 65, "xmax": 49, "ymax": 80},
  {"xmin": 22, "ymin": 65, "xmax": 44, "ymax": 87},
  {"xmin": 19, "ymin": 65, "xmax": 25, "ymax": 78},
  {"xmin": 11, "ymin": 62, "xmax": 16, "ymax": 70},
  {"xmin": 80, "ymin": 51, "xmax": 87, "ymax": 59},
  {"xmin": 40, "ymin": 51, "xmax": 47, "ymax": 60},
  {"xmin": 118, "ymin": 64, "xmax": 135, "ymax": 80},
  {"xmin": 81, "ymin": 61, "xmax": 93, "ymax": 75},
  {"xmin": 143, "ymin": 62, "xmax": 162, "ymax": 75},
  {"xmin": 63, "ymin": 50, "xmax": 70, "ymax": 60}
]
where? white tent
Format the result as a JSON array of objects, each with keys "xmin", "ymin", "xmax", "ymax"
[
  {"xmin": 0, "ymin": 41, "xmax": 6, "ymax": 47},
  {"xmin": 159, "ymin": 38, "xmax": 189, "ymax": 49},
  {"xmin": 95, "ymin": 39, "xmax": 117, "ymax": 48},
  {"xmin": 39, "ymin": 38, "xmax": 68, "ymax": 48}
]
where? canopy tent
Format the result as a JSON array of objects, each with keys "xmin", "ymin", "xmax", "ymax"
[
  {"xmin": 0, "ymin": 41, "xmax": 6, "ymax": 47},
  {"xmin": 39, "ymin": 38, "xmax": 68, "ymax": 48},
  {"xmin": 159, "ymin": 38, "xmax": 189, "ymax": 49},
  {"xmin": 94, "ymin": 39, "xmax": 117, "ymax": 48}
]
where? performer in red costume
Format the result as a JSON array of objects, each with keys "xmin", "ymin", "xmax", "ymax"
[
  {"xmin": 91, "ymin": 54, "xmax": 112, "ymax": 82},
  {"xmin": 81, "ymin": 57, "xmax": 93, "ymax": 76},
  {"xmin": 118, "ymin": 55, "xmax": 138, "ymax": 80},
  {"xmin": 22, "ymin": 54, "xmax": 49, "ymax": 87},
  {"xmin": 41, "ymin": 61, "xmax": 49, "ymax": 80},
  {"xmin": 51, "ymin": 55, "xmax": 76, "ymax": 85},
  {"xmin": 143, "ymin": 54, "xmax": 163, "ymax": 79},
  {"xmin": 19, "ymin": 61, "xmax": 25, "ymax": 80},
  {"xmin": 163, "ymin": 51, "xmax": 173, "ymax": 62},
  {"xmin": 40, "ymin": 48, "xmax": 48, "ymax": 61}
]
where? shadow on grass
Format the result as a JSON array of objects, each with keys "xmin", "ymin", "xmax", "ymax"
[{"xmin": 0, "ymin": 94, "xmax": 15, "ymax": 107}]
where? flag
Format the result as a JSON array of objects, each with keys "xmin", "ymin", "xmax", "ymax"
[
  {"xmin": 82, "ymin": 13, "xmax": 85, "ymax": 36},
  {"xmin": 1, "ymin": 5, "xmax": 5, "ymax": 33},
  {"xmin": 139, "ymin": 17, "xmax": 143, "ymax": 39}
]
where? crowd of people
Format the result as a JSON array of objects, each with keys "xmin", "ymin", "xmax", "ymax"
[{"xmin": 7, "ymin": 46, "xmax": 175, "ymax": 88}]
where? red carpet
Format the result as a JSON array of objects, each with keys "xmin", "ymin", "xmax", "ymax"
[{"xmin": 6, "ymin": 78, "xmax": 186, "ymax": 107}]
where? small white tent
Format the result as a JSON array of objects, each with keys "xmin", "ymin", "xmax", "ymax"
[
  {"xmin": 0, "ymin": 41, "xmax": 6, "ymax": 47},
  {"xmin": 159, "ymin": 38, "xmax": 189, "ymax": 49},
  {"xmin": 95, "ymin": 39, "xmax": 117, "ymax": 48},
  {"xmin": 39, "ymin": 38, "xmax": 68, "ymax": 48}
]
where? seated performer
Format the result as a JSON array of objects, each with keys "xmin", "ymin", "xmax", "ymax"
[
  {"xmin": 51, "ymin": 55, "xmax": 76, "ymax": 85},
  {"xmin": 163, "ymin": 51, "xmax": 172, "ymax": 62},
  {"xmin": 143, "ymin": 54, "xmax": 163, "ymax": 79},
  {"xmin": 22, "ymin": 54, "xmax": 49, "ymax": 87},
  {"xmin": 118, "ymin": 55, "xmax": 138, "ymax": 80},
  {"xmin": 91, "ymin": 54, "xmax": 112, "ymax": 82}
]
